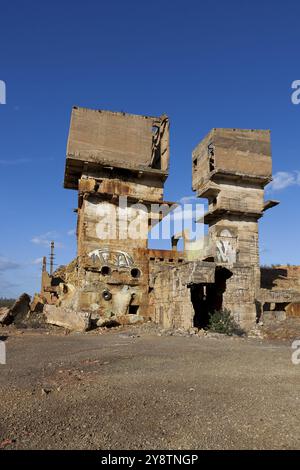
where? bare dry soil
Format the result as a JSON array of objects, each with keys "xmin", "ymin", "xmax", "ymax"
[{"xmin": 0, "ymin": 324, "xmax": 300, "ymax": 450}]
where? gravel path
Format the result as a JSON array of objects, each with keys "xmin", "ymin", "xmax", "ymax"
[{"xmin": 0, "ymin": 327, "xmax": 299, "ymax": 449}]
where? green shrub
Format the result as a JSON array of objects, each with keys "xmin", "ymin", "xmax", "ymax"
[{"xmin": 208, "ymin": 309, "xmax": 244, "ymax": 336}]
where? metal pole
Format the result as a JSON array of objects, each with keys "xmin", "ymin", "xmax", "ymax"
[{"xmin": 50, "ymin": 241, "xmax": 55, "ymax": 276}]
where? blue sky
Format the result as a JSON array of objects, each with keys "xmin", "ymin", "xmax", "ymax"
[{"xmin": 0, "ymin": 0, "xmax": 300, "ymax": 297}]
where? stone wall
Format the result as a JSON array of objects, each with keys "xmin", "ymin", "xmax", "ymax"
[
  {"xmin": 223, "ymin": 264, "xmax": 257, "ymax": 329},
  {"xmin": 150, "ymin": 262, "xmax": 216, "ymax": 329},
  {"xmin": 151, "ymin": 265, "xmax": 194, "ymax": 329},
  {"xmin": 261, "ymin": 266, "xmax": 300, "ymax": 291},
  {"xmin": 260, "ymin": 266, "xmax": 300, "ymax": 317}
]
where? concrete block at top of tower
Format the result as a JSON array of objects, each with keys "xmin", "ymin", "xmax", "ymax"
[
  {"xmin": 64, "ymin": 107, "xmax": 170, "ymax": 190},
  {"xmin": 78, "ymin": 176, "xmax": 164, "ymax": 203},
  {"xmin": 192, "ymin": 128, "xmax": 272, "ymax": 194}
]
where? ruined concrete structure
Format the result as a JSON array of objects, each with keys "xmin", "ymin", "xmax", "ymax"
[
  {"xmin": 151, "ymin": 128, "xmax": 282, "ymax": 329},
  {"xmin": 39, "ymin": 107, "xmax": 300, "ymax": 332},
  {"xmin": 191, "ymin": 128, "xmax": 277, "ymax": 328},
  {"xmin": 46, "ymin": 107, "xmax": 173, "ymax": 329}
]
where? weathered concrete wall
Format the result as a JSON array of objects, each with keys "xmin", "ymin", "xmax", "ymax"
[
  {"xmin": 79, "ymin": 176, "xmax": 164, "ymax": 203},
  {"xmin": 260, "ymin": 266, "xmax": 300, "ymax": 317},
  {"xmin": 44, "ymin": 305, "xmax": 91, "ymax": 332},
  {"xmin": 223, "ymin": 265, "xmax": 257, "ymax": 329},
  {"xmin": 209, "ymin": 219, "xmax": 259, "ymax": 265},
  {"xmin": 67, "ymin": 107, "xmax": 155, "ymax": 167},
  {"xmin": 61, "ymin": 108, "xmax": 172, "ymax": 324},
  {"xmin": 261, "ymin": 266, "xmax": 300, "ymax": 291},
  {"xmin": 148, "ymin": 249, "xmax": 185, "ymax": 285},
  {"xmin": 286, "ymin": 303, "xmax": 300, "ymax": 317},
  {"xmin": 208, "ymin": 182, "xmax": 264, "ymax": 215},
  {"xmin": 190, "ymin": 127, "xmax": 277, "ymax": 330},
  {"xmin": 77, "ymin": 197, "xmax": 150, "ymax": 257},
  {"xmin": 192, "ymin": 128, "xmax": 272, "ymax": 192},
  {"xmin": 151, "ymin": 260, "xmax": 257, "ymax": 331},
  {"xmin": 151, "ymin": 265, "xmax": 194, "ymax": 330},
  {"xmin": 64, "ymin": 108, "xmax": 170, "ymax": 189},
  {"xmin": 150, "ymin": 262, "xmax": 216, "ymax": 329},
  {"xmin": 212, "ymin": 129, "xmax": 271, "ymax": 176},
  {"xmin": 74, "ymin": 195, "xmax": 150, "ymax": 318}
]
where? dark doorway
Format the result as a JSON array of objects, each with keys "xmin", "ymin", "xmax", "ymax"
[
  {"xmin": 191, "ymin": 284, "xmax": 208, "ymax": 329},
  {"xmin": 191, "ymin": 267, "xmax": 233, "ymax": 328}
]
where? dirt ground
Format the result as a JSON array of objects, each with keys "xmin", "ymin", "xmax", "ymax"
[{"xmin": 0, "ymin": 323, "xmax": 300, "ymax": 450}]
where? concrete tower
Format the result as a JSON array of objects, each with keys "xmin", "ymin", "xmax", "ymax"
[
  {"xmin": 63, "ymin": 106, "xmax": 171, "ymax": 321},
  {"xmin": 192, "ymin": 128, "xmax": 279, "ymax": 328}
]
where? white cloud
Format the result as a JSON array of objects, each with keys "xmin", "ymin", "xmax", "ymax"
[
  {"xmin": 267, "ymin": 171, "xmax": 300, "ymax": 191},
  {"xmin": 67, "ymin": 229, "xmax": 76, "ymax": 236},
  {"xmin": 31, "ymin": 257, "xmax": 44, "ymax": 265},
  {"xmin": 31, "ymin": 231, "xmax": 64, "ymax": 248},
  {"xmin": 179, "ymin": 195, "xmax": 198, "ymax": 204}
]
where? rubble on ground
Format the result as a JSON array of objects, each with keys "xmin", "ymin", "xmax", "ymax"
[
  {"xmin": 0, "ymin": 294, "xmax": 32, "ymax": 326},
  {"xmin": 44, "ymin": 305, "xmax": 91, "ymax": 332},
  {"xmin": 0, "ymin": 293, "xmax": 47, "ymax": 329},
  {"xmin": 0, "ymin": 307, "xmax": 10, "ymax": 325}
]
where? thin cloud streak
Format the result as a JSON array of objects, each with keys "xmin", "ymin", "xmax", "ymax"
[
  {"xmin": 267, "ymin": 171, "xmax": 300, "ymax": 191},
  {"xmin": 31, "ymin": 231, "xmax": 64, "ymax": 248}
]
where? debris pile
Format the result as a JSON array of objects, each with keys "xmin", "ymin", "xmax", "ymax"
[{"xmin": 0, "ymin": 294, "xmax": 33, "ymax": 327}]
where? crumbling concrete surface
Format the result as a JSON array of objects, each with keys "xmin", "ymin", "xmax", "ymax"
[
  {"xmin": 0, "ymin": 307, "xmax": 10, "ymax": 324},
  {"xmin": 44, "ymin": 305, "xmax": 91, "ymax": 332},
  {"xmin": 112, "ymin": 285, "xmax": 135, "ymax": 316},
  {"xmin": 0, "ymin": 293, "xmax": 31, "ymax": 326},
  {"xmin": 286, "ymin": 303, "xmax": 300, "ymax": 317},
  {"xmin": 30, "ymin": 293, "xmax": 46, "ymax": 313},
  {"xmin": 9, "ymin": 293, "xmax": 31, "ymax": 325}
]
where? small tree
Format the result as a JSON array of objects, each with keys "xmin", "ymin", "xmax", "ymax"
[{"xmin": 208, "ymin": 309, "xmax": 244, "ymax": 336}]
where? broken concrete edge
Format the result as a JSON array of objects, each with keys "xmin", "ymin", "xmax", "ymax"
[
  {"xmin": 0, "ymin": 292, "xmax": 146, "ymax": 333},
  {"xmin": 0, "ymin": 293, "xmax": 31, "ymax": 326},
  {"xmin": 44, "ymin": 305, "xmax": 91, "ymax": 332},
  {"xmin": 0, "ymin": 307, "xmax": 11, "ymax": 325},
  {"xmin": 43, "ymin": 304, "xmax": 146, "ymax": 332}
]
